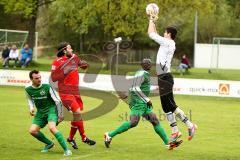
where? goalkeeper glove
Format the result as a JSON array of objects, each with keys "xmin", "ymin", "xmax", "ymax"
[{"xmin": 149, "ymin": 10, "xmax": 158, "ymax": 23}]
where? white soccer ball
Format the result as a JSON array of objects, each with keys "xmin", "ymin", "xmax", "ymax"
[{"xmin": 146, "ymin": 3, "xmax": 159, "ymax": 15}]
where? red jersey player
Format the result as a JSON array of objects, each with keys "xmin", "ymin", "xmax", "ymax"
[{"xmin": 51, "ymin": 42, "xmax": 96, "ymax": 149}]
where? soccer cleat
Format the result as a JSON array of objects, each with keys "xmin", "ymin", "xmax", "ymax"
[
  {"xmin": 167, "ymin": 140, "xmax": 183, "ymax": 150},
  {"xmin": 63, "ymin": 149, "xmax": 72, "ymax": 156},
  {"xmin": 165, "ymin": 144, "xmax": 170, "ymax": 149},
  {"xmin": 104, "ymin": 132, "xmax": 112, "ymax": 148},
  {"xmin": 188, "ymin": 123, "xmax": 198, "ymax": 141},
  {"xmin": 67, "ymin": 138, "xmax": 78, "ymax": 149},
  {"xmin": 170, "ymin": 131, "xmax": 182, "ymax": 143},
  {"xmin": 83, "ymin": 137, "xmax": 96, "ymax": 146},
  {"xmin": 41, "ymin": 143, "xmax": 54, "ymax": 153}
]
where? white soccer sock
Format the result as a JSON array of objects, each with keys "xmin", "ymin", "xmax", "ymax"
[
  {"xmin": 166, "ymin": 112, "xmax": 179, "ymax": 133},
  {"xmin": 172, "ymin": 126, "xmax": 179, "ymax": 134},
  {"xmin": 174, "ymin": 108, "xmax": 193, "ymax": 129}
]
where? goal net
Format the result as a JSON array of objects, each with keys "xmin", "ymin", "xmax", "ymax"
[{"xmin": 0, "ymin": 29, "xmax": 38, "ymax": 61}]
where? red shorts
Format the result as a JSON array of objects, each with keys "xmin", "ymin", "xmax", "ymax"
[{"xmin": 60, "ymin": 94, "xmax": 83, "ymax": 112}]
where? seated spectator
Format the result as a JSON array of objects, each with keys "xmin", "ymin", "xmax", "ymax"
[
  {"xmin": 20, "ymin": 43, "xmax": 33, "ymax": 68},
  {"xmin": 177, "ymin": 54, "xmax": 191, "ymax": 74},
  {"xmin": 5, "ymin": 45, "xmax": 19, "ymax": 68},
  {"xmin": 1, "ymin": 45, "xmax": 10, "ymax": 67}
]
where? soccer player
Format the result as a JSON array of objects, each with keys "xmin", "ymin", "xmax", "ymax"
[
  {"xmin": 104, "ymin": 59, "xmax": 182, "ymax": 150},
  {"xmin": 147, "ymin": 13, "xmax": 197, "ymax": 143},
  {"xmin": 25, "ymin": 70, "xmax": 72, "ymax": 156},
  {"xmin": 51, "ymin": 42, "xmax": 96, "ymax": 150}
]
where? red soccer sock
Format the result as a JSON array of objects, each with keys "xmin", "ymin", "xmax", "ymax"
[
  {"xmin": 68, "ymin": 121, "xmax": 78, "ymax": 140},
  {"xmin": 76, "ymin": 120, "xmax": 86, "ymax": 141}
]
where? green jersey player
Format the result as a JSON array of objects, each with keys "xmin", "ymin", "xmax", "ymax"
[
  {"xmin": 25, "ymin": 70, "xmax": 71, "ymax": 156},
  {"xmin": 104, "ymin": 59, "xmax": 182, "ymax": 150}
]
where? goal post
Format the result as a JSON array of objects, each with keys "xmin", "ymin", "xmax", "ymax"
[
  {"xmin": 209, "ymin": 37, "xmax": 240, "ymax": 73},
  {"xmin": 0, "ymin": 29, "xmax": 38, "ymax": 61}
]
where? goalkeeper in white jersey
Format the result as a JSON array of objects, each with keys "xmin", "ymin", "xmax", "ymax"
[{"xmin": 147, "ymin": 10, "xmax": 197, "ymax": 143}]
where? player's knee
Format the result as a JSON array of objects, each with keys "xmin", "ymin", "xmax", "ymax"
[
  {"xmin": 130, "ymin": 122, "xmax": 138, "ymax": 128},
  {"xmin": 74, "ymin": 108, "xmax": 81, "ymax": 114},
  {"xmin": 163, "ymin": 104, "xmax": 177, "ymax": 113},
  {"xmin": 171, "ymin": 105, "xmax": 179, "ymax": 114},
  {"xmin": 29, "ymin": 128, "xmax": 38, "ymax": 136},
  {"xmin": 148, "ymin": 115, "xmax": 160, "ymax": 126},
  {"xmin": 129, "ymin": 115, "xmax": 140, "ymax": 128},
  {"xmin": 150, "ymin": 119, "xmax": 159, "ymax": 126},
  {"xmin": 73, "ymin": 112, "xmax": 82, "ymax": 121},
  {"xmin": 130, "ymin": 120, "xmax": 139, "ymax": 128},
  {"xmin": 48, "ymin": 125, "xmax": 58, "ymax": 134},
  {"xmin": 162, "ymin": 106, "xmax": 170, "ymax": 113}
]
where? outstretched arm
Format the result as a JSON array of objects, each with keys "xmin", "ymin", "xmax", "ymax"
[
  {"xmin": 148, "ymin": 20, "xmax": 157, "ymax": 35},
  {"xmin": 148, "ymin": 17, "xmax": 169, "ymax": 46}
]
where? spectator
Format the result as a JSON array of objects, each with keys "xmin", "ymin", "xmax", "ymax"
[
  {"xmin": 1, "ymin": 45, "xmax": 10, "ymax": 68},
  {"xmin": 177, "ymin": 54, "xmax": 191, "ymax": 74},
  {"xmin": 20, "ymin": 43, "xmax": 33, "ymax": 68},
  {"xmin": 5, "ymin": 45, "xmax": 19, "ymax": 68}
]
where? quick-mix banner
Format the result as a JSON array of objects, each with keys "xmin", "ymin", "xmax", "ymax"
[{"xmin": 0, "ymin": 69, "xmax": 240, "ymax": 98}]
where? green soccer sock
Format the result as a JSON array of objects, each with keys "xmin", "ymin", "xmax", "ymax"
[
  {"xmin": 109, "ymin": 121, "xmax": 131, "ymax": 138},
  {"xmin": 33, "ymin": 131, "xmax": 53, "ymax": 145},
  {"xmin": 154, "ymin": 124, "xmax": 169, "ymax": 145},
  {"xmin": 54, "ymin": 132, "xmax": 68, "ymax": 151}
]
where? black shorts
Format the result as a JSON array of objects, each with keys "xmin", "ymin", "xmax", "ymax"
[{"xmin": 158, "ymin": 73, "xmax": 178, "ymax": 113}]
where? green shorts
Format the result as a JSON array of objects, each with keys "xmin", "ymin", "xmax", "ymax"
[
  {"xmin": 32, "ymin": 107, "xmax": 58, "ymax": 128},
  {"xmin": 129, "ymin": 103, "xmax": 153, "ymax": 116}
]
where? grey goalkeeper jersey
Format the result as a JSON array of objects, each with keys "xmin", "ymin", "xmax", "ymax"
[{"xmin": 149, "ymin": 32, "xmax": 176, "ymax": 75}]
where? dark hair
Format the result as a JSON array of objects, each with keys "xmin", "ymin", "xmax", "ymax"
[
  {"xmin": 141, "ymin": 58, "xmax": 152, "ymax": 70},
  {"xmin": 165, "ymin": 26, "xmax": 177, "ymax": 40},
  {"xmin": 57, "ymin": 42, "xmax": 69, "ymax": 57},
  {"xmin": 29, "ymin": 70, "xmax": 39, "ymax": 79}
]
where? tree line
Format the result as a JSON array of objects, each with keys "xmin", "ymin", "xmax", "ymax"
[{"xmin": 0, "ymin": 0, "xmax": 240, "ymax": 58}]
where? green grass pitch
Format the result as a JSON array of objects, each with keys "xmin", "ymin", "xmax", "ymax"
[{"xmin": 0, "ymin": 86, "xmax": 240, "ymax": 160}]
